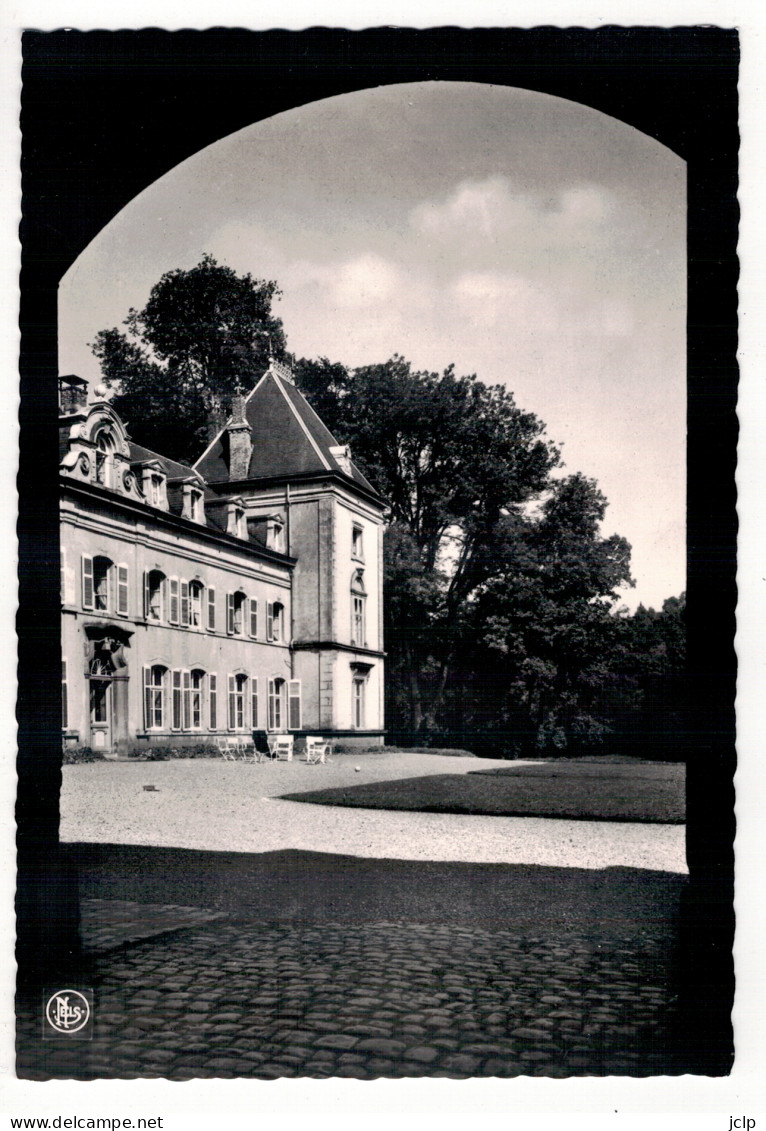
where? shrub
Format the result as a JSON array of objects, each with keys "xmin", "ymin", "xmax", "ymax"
[{"xmin": 62, "ymin": 745, "xmax": 105, "ymax": 764}]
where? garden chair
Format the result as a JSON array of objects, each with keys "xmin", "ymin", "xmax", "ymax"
[
  {"xmin": 219, "ymin": 737, "xmax": 238, "ymax": 761},
  {"xmin": 268, "ymin": 733, "xmax": 294, "ymax": 761},
  {"xmin": 303, "ymin": 736, "xmax": 331, "ymax": 764}
]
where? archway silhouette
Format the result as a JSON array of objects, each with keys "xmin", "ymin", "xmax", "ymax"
[{"xmin": 19, "ymin": 30, "xmax": 738, "ymax": 1071}]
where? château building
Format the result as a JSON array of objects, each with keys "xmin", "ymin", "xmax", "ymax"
[{"xmin": 59, "ymin": 360, "xmax": 386, "ymax": 755}]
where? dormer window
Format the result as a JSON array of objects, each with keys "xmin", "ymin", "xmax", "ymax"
[
  {"xmin": 227, "ymin": 502, "xmax": 246, "ymax": 538},
  {"xmin": 267, "ymin": 517, "xmax": 286, "ymax": 553},
  {"xmin": 95, "ymin": 430, "xmax": 116, "ymax": 488},
  {"xmin": 329, "ymin": 444, "xmax": 353, "ymax": 476},
  {"xmin": 141, "ymin": 464, "xmax": 167, "ymax": 509},
  {"xmin": 182, "ymin": 483, "xmax": 205, "ymax": 524},
  {"xmin": 352, "ymin": 524, "xmax": 364, "ymax": 560}
]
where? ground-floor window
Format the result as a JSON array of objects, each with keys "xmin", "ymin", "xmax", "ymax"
[
  {"xmin": 62, "ymin": 660, "xmax": 68, "ymax": 729},
  {"xmin": 353, "ymin": 677, "xmax": 366, "ymax": 729},
  {"xmin": 268, "ymin": 678, "xmax": 285, "ymax": 731},
  {"xmin": 190, "ymin": 669, "xmax": 204, "ymax": 729},
  {"xmin": 228, "ymin": 673, "xmax": 248, "ymax": 730},
  {"xmin": 144, "ymin": 665, "xmax": 167, "ymax": 729},
  {"xmin": 209, "ymin": 673, "xmax": 217, "ymax": 729}
]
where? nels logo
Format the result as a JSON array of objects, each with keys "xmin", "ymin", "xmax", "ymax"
[{"xmin": 43, "ymin": 989, "xmax": 93, "ymax": 1039}]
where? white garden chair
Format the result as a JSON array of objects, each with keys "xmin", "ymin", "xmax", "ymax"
[
  {"xmin": 303, "ymin": 736, "xmax": 331, "ymax": 764},
  {"xmin": 268, "ymin": 733, "xmax": 294, "ymax": 761}
]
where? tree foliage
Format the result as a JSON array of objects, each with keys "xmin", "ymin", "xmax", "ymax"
[{"xmin": 91, "ymin": 254, "xmax": 286, "ymax": 462}]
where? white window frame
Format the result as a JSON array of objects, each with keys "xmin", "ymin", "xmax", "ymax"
[
  {"xmin": 228, "ymin": 673, "xmax": 248, "ymax": 731},
  {"xmin": 268, "ymin": 601, "xmax": 284, "ymax": 642},
  {"xmin": 352, "ymin": 524, "xmax": 364, "ymax": 560},
  {"xmin": 189, "ymin": 580, "xmax": 204, "ymax": 629},
  {"xmin": 145, "ymin": 570, "xmax": 166, "ymax": 622},
  {"xmin": 190, "ymin": 669, "xmax": 205, "ymax": 730},
  {"xmin": 92, "ymin": 555, "xmax": 112, "ymax": 614},
  {"xmin": 268, "ymin": 678, "xmax": 285, "ymax": 731},
  {"xmin": 353, "ymin": 676, "xmax": 366, "ymax": 730},
  {"xmin": 144, "ymin": 665, "xmax": 167, "ymax": 730}
]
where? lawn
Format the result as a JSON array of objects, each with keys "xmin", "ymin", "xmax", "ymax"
[{"xmin": 280, "ymin": 757, "xmax": 686, "ymax": 823}]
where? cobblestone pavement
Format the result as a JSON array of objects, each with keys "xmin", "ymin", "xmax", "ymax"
[{"xmin": 17, "ymin": 906, "xmax": 684, "ymax": 1080}]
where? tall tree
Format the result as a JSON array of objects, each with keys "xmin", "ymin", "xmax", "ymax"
[
  {"xmin": 296, "ymin": 355, "xmax": 561, "ymax": 736},
  {"xmin": 467, "ymin": 474, "xmax": 634, "ymax": 754},
  {"xmin": 91, "ymin": 254, "xmax": 286, "ymax": 462}
]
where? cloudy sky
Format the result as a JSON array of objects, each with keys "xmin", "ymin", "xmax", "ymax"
[{"xmin": 58, "ymin": 81, "xmax": 686, "ymax": 611}]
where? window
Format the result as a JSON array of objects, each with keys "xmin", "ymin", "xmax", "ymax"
[
  {"xmin": 95, "ymin": 431, "xmax": 115, "ymax": 488},
  {"xmin": 251, "ymin": 678, "xmax": 258, "ymax": 728},
  {"xmin": 207, "ymin": 588, "xmax": 216, "ymax": 631},
  {"xmin": 190, "ymin": 670, "xmax": 205, "ymax": 730},
  {"xmin": 93, "ymin": 556, "xmax": 112, "ymax": 612},
  {"xmin": 269, "ymin": 518, "xmax": 285, "ymax": 553},
  {"xmin": 144, "ymin": 665, "xmax": 167, "ymax": 729},
  {"xmin": 117, "ymin": 564, "xmax": 129, "ymax": 617},
  {"xmin": 249, "ymin": 598, "xmax": 258, "ymax": 638},
  {"xmin": 352, "ymin": 524, "xmax": 364, "ymax": 560},
  {"xmin": 61, "ymin": 660, "xmax": 68, "ymax": 730},
  {"xmin": 353, "ymin": 677, "xmax": 366, "ymax": 729},
  {"xmin": 209, "ymin": 673, "xmax": 218, "ymax": 730},
  {"xmin": 350, "ymin": 571, "xmax": 366, "ymax": 647},
  {"xmin": 268, "ymin": 678, "xmax": 285, "ymax": 731},
  {"xmin": 228, "ymin": 673, "xmax": 248, "ymax": 730},
  {"xmin": 289, "ymin": 680, "xmax": 301, "ymax": 730},
  {"xmin": 189, "ymin": 581, "xmax": 204, "ymax": 628},
  {"xmin": 150, "ymin": 474, "xmax": 164, "ymax": 507},
  {"xmin": 145, "ymin": 570, "xmax": 166, "ymax": 622},
  {"xmin": 83, "ymin": 555, "xmax": 114, "ymax": 613},
  {"xmin": 267, "ymin": 601, "xmax": 285, "ymax": 642},
  {"xmin": 172, "ymin": 670, "xmax": 182, "ymax": 730},
  {"xmin": 184, "ymin": 486, "xmax": 203, "ymax": 523},
  {"xmin": 227, "ymin": 591, "xmax": 246, "ymax": 635}
]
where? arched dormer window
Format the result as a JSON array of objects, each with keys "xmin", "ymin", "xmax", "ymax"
[
  {"xmin": 95, "ymin": 429, "xmax": 116, "ymax": 487},
  {"xmin": 350, "ymin": 570, "xmax": 366, "ymax": 647}
]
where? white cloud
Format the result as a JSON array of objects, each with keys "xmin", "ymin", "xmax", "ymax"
[{"xmin": 410, "ymin": 175, "xmax": 616, "ymax": 254}]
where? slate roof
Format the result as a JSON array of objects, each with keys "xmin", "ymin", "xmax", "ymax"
[
  {"xmin": 193, "ymin": 368, "xmax": 382, "ymax": 502},
  {"xmin": 129, "ymin": 442, "xmax": 203, "ymax": 483}
]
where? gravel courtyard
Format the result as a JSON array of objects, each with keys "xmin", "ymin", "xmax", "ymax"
[{"xmin": 60, "ymin": 752, "xmax": 687, "ymax": 873}]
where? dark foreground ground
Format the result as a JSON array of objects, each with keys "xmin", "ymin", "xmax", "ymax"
[
  {"xmin": 15, "ymin": 844, "xmax": 727, "ymax": 1080},
  {"xmin": 280, "ymin": 759, "xmax": 686, "ymax": 823}
]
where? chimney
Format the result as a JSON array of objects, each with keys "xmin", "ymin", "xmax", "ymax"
[{"xmin": 227, "ymin": 388, "xmax": 252, "ymax": 481}]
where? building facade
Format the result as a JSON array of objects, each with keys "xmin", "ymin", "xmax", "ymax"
[{"xmin": 59, "ymin": 361, "xmax": 386, "ymax": 754}]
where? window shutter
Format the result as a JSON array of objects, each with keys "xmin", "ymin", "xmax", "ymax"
[
  {"xmin": 117, "ymin": 565, "xmax": 129, "ymax": 616},
  {"xmin": 266, "ymin": 602, "xmax": 274, "ymax": 641},
  {"xmin": 228, "ymin": 675, "xmax": 236, "ymax": 729},
  {"xmin": 143, "ymin": 571, "xmax": 150, "ymax": 618},
  {"xmin": 249, "ymin": 598, "xmax": 258, "ymax": 638},
  {"xmin": 172, "ymin": 670, "xmax": 182, "ymax": 729},
  {"xmin": 288, "ymin": 681, "xmax": 301, "ymax": 730},
  {"xmin": 169, "ymin": 578, "xmax": 179, "ymax": 624},
  {"xmin": 227, "ymin": 593, "xmax": 235, "ymax": 635},
  {"xmin": 143, "ymin": 666, "xmax": 151, "ymax": 729},
  {"xmin": 81, "ymin": 555, "xmax": 94, "ymax": 610},
  {"xmin": 180, "ymin": 580, "xmax": 190, "ymax": 626},
  {"xmin": 251, "ymin": 678, "xmax": 258, "ymax": 728},
  {"xmin": 209, "ymin": 673, "xmax": 217, "ymax": 730},
  {"xmin": 207, "ymin": 588, "xmax": 216, "ymax": 631},
  {"xmin": 183, "ymin": 670, "xmax": 191, "ymax": 729}
]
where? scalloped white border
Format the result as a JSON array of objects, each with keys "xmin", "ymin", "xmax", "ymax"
[{"xmin": 2, "ymin": 4, "xmax": 759, "ymax": 1124}]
